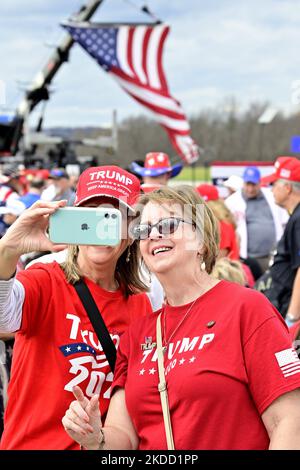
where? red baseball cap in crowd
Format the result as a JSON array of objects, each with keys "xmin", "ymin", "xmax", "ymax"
[
  {"xmin": 74, "ymin": 165, "xmax": 141, "ymax": 212},
  {"xmin": 261, "ymin": 156, "xmax": 300, "ymax": 186},
  {"xmin": 36, "ymin": 169, "xmax": 50, "ymax": 180},
  {"xmin": 196, "ymin": 183, "xmax": 219, "ymax": 201}
]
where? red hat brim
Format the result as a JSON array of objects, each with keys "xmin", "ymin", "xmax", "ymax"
[{"xmin": 260, "ymin": 173, "xmax": 277, "ymax": 186}]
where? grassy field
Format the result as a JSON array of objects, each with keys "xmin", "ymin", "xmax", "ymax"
[{"xmin": 172, "ymin": 166, "xmax": 211, "ymax": 183}]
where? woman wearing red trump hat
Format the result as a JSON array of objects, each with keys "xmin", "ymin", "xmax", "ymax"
[{"xmin": 0, "ymin": 165, "xmax": 152, "ymax": 450}]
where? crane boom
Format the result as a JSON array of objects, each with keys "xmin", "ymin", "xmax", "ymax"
[{"xmin": 1, "ymin": 0, "xmax": 104, "ymax": 155}]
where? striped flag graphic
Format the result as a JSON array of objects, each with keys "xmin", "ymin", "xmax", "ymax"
[{"xmin": 275, "ymin": 348, "xmax": 300, "ymax": 377}]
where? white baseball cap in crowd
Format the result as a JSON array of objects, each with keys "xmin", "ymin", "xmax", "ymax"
[
  {"xmin": 223, "ymin": 175, "xmax": 243, "ymax": 192},
  {"xmin": 0, "ymin": 199, "xmax": 26, "ymax": 216}
]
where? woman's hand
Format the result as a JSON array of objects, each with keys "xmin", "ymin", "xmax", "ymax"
[
  {"xmin": 0, "ymin": 199, "xmax": 67, "ymax": 258},
  {"xmin": 62, "ymin": 386, "xmax": 103, "ymax": 450}
]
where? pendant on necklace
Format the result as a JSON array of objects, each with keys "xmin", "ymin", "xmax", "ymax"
[
  {"xmin": 140, "ymin": 336, "xmax": 156, "ymax": 351},
  {"xmin": 162, "ymin": 345, "xmax": 168, "ymax": 354}
]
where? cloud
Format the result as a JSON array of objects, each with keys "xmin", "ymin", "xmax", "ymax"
[{"xmin": 2, "ymin": 0, "xmax": 300, "ymax": 127}]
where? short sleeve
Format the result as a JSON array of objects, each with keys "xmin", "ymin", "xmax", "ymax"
[
  {"xmin": 111, "ymin": 329, "xmax": 130, "ymax": 395},
  {"xmin": 16, "ymin": 266, "xmax": 52, "ymax": 335},
  {"xmin": 244, "ymin": 316, "xmax": 300, "ymax": 415}
]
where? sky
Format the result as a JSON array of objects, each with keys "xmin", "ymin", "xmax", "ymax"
[{"xmin": 1, "ymin": 0, "xmax": 300, "ymax": 128}]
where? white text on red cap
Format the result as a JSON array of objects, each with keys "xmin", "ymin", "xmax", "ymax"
[{"xmin": 89, "ymin": 170, "xmax": 133, "ymax": 186}]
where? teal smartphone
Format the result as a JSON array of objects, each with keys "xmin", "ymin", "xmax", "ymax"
[{"xmin": 49, "ymin": 207, "xmax": 122, "ymax": 246}]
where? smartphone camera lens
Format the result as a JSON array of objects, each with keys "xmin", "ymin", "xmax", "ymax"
[
  {"xmin": 104, "ymin": 213, "xmax": 110, "ymax": 219},
  {"xmin": 111, "ymin": 214, "xmax": 117, "ymax": 219}
]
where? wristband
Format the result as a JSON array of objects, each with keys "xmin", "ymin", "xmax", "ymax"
[{"xmin": 286, "ymin": 313, "xmax": 299, "ymax": 323}]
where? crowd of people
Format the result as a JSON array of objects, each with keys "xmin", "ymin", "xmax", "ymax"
[{"xmin": 0, "ymin": 153, "xmax": 300, "ymax": 450}]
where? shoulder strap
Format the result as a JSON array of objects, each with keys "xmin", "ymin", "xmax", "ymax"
[
  {"xmin": 74, "ymin": 279, "xmax": 116, "ymax": 373},
  {"xmin": 156, "ymin": 312, "xmax": 175, "ymax": 450}
]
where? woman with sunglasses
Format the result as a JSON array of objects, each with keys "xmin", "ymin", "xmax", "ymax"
[{"xmin": 63, "ymin": 185, "xmax": 300, "ymax": 450}]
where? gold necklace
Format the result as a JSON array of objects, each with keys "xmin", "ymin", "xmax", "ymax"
[{"xmin": 162, "ymin": 298, "xmax": 198, "ymax": 354}]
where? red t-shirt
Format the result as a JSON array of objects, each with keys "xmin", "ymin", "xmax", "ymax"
[
  {"xmin": 219, "ymin": 220, "xmax": 239, "ymax": 260},
  {"xmin": 112, "ymin": 280, "xmax": 300, "ymax": 450},
  {"xmin": 0, "ymin": 262, "xmax": 151, "ymax": 450}
]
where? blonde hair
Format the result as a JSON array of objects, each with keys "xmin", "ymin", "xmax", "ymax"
[
  {"xmin": 136, "ymin": 185, "xmax": 219, "ymax": 274},
  {"xmin": 206, "ymin": 199, "xmax": 236, "ymax": 228},
  {"xmin": 212, "ymin": 258, "xmax": 246, "ymax": 286},
  {"xmin": 61, "ymin": 242, "xmax": 148, "ymax": 298}
]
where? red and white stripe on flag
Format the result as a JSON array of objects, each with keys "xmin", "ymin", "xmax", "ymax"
[
  {"xmin": 65, "ymin": 23, "xmax": 200, "ymax": 164},
  {"xmin": 111, "ymin": 25, "xmax": 199, "ymax": 164},
  {"xmin": 275, "ymin": 348, "xmax": 300, "ymax": 377}
]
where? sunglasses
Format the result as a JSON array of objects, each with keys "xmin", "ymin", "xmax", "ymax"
[{"xmin": 131, "ymin": 217, "xmax": 194, "ymax": 240}]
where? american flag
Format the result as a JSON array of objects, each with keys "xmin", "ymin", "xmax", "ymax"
[
  {"xmin": 63, "ymin": 23, "xmax": 199, "ymax": 164},
  {"xmin": 275, "ymin": 348, "xmax": 300, "ymax": 377}
]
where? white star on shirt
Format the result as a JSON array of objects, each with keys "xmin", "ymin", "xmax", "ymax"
[
  {"xmin": 77, "ymin": 346, "xmax": 82, "ymax": 351},
  {"xmin": 149, "ymin": 368, "xmax": 156, "ymax": 375},
  {"xmin": 86, "ymin": 346, "xmax": 89, "ymax": 351},
  {"xmin": 189, "ymin": 356, "xmax": 196, "ymax": 363},
  {"xmin": 139, "ymin": 369, "xmax": 145, "ymax": 375},
  {"xmin": 157, "ymin": 154, "xmax": 165, "ymax": 162},
  {"xmin": 179, "ymin": 358, "xmax": 185, "ymax": 365},
  {"xmin": 65, "ymin": 347, "xmax": 71, "ymax": 352}
]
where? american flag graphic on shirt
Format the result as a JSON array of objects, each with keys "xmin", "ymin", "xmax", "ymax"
[{"xmin": 275, "ymin": 348, "xmax": 300, "ymax": 377}]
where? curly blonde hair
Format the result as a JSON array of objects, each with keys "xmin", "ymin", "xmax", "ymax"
[
  {"xmin": 206, "ymin": 199, "xmax": 236, "ymax": 228},
  {"xmin": 212, "ymin": 257, "xmax": 246, "ymax": 285}
]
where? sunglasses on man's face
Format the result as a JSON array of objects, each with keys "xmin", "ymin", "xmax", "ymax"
[{"xmin": 131, "ymin": 217, "xmax": 194, "ymax": 240}]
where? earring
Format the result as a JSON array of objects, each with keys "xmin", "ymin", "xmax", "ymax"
[
  {"xmin": 126, "ymin": 246, "xmax": 131, "ymax": 263},
  {"xmin": 147, "ymin": 266, "xmax": 152, "ymax": 284},
  {"xmin": 200, "ymin": 261, "xmax": 206, "ymax": 272}
]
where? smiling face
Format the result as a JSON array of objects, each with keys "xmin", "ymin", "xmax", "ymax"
[{"xmin": 139, "ymin": 201, "xmax": 201, "ymax": 277}]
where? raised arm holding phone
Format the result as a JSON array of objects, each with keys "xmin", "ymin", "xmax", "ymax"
[{"xmin": 0, "ymin": 166, "xmax": 152, "ymax": 450}]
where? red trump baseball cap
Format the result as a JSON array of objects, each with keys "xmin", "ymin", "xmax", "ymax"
[
  {"xmin": 261, "ymin": 156, "xmax": 300, "ymax": 186},
  {"xmin": 196, "ymin": 183, "xmax": 219, "ymax": 201},
  {"xmin": 74, "ymin": 165, "xmax": 141, "ymax": 212}
]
